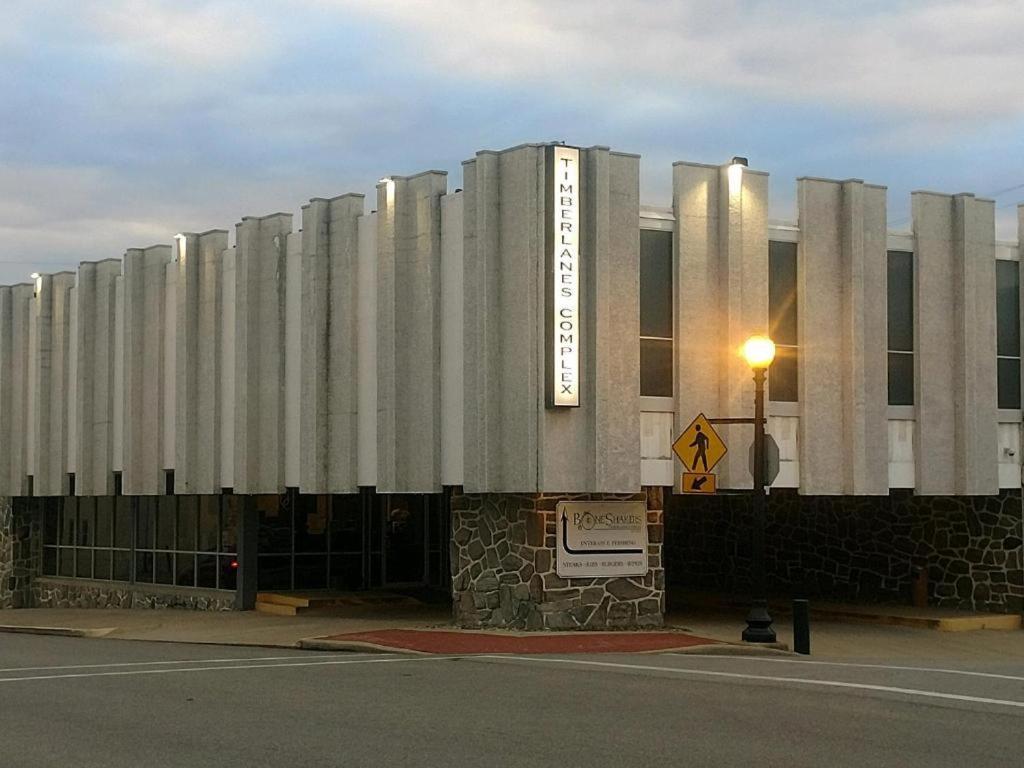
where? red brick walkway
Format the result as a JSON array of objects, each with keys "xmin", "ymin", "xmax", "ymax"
[{"xmin": 316, "ymin": 629, "xmax": 719, "ymax": 655}]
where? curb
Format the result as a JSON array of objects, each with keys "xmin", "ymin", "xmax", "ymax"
[
  {"xmin": 0, "ymin": 624, "xmax": 115, "ymax": 639},
  {"xmin": 671, "ymin": 642, "xmax": 794, "ymax": 657},
  {"xmin": 297, "ymin": 638, "xmax": 422, "ymax": 655}
]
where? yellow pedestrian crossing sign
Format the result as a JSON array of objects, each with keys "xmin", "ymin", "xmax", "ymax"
[{"xmin": 673, "ymin": 413, "xmax": 728, "ymax": 473}]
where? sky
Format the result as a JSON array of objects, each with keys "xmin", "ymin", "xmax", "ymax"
[{"xmin": 2, "ymin": 0, "xmax": 1024, "ymax": 284}]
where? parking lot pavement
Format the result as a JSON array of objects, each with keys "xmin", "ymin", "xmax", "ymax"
[{"xmin": 2, "ymin": 634, "xmax": 1022, "ymax": 768}]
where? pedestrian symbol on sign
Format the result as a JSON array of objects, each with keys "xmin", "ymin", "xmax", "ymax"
[{"xmin": 690, "ymin": 425, "xmax": 710, "ymax": 472}]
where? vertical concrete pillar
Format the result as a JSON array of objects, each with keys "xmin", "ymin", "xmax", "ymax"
[
  {"xmin": 440, "ymin": 192, "xmax": 465, "ymax": 487},
  {"xmin": 299, "ymin": 194, "xmax": 364, "ymax": 494},
  {"xmin": 0, "ymin": 284, "xmax": 34, "ymax": 496},
  {"xmin": 796, "ymin": 178, "xmax": 888, "ymax": 494},
  {"xmin": 175, "ymin": 230, "xmax": 228, "ymax": 494},
  {"xmin": 674, "ymin": 161, "xmax": 769, "ymax": 489},
  {"xmin": 33, "ymin": 272, "xmax": 76, "ymax": 496},
  {"xmin": 913, "ymin": 192, "xmax": 998, "ymax": 495},
  {"xmin": 542, "ymin": 147, "xmax": 641, "ymax": 492},
  {"xmin": 122, "ymin": 245, "xmax": 172, "ymax": 495},
  {"xmin": 376, "ymin": 172, "xmax": 447, "ymax": 493},
  {"xmin": 233, "ymin": 213, "xmax": 292, "ymax": 494},
  {"xmin": 357, "ymin": 213, "xmax": 378, "ymax": 488},
  {"xmin": 462, "ymin": 144, "xmax": 640, "ymax": 494},
  {"xmin": 74, "ymin": 260, "xmax": 122, "ymax": 496}
]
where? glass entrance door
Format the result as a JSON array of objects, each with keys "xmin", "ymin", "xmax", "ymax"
[{"xmin": 381, "ymin": 495, "xmax": 427, "ymax": 586}]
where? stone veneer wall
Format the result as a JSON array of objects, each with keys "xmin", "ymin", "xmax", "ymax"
[
  {"xmin": 665, "ymin": 490, "xmax": 1023, "ymax": 614},
  {"xmin": 0, "ymin": 496, "xmax": 42, "ymax": 609},
  {"xmin": 33, "ymin": 577, "xmax": 237, "ymax": 611},
  {"xmin": 450, "ymin": 490, "xmax": 664, "ymax": 630}
]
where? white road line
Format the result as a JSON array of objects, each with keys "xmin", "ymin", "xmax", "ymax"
[
  {"xmin": 0, "ymin": 655, "xmax": 452, "ymax": 684},
  {"xmin": 478, "ymin": 656, "xmax": 1024, "ymax": 710},
  {"xmin": 669, "ymin": 654, "xmax": 1024, "ymax": 683},
  {"xmin": 0, "ymin": 654, "xmax": 346, "ymax": 674}
]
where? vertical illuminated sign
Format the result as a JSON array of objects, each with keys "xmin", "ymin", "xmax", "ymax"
[{"xmin": 548, "ymin": 145, "xmax": 580, "ymax": 407}]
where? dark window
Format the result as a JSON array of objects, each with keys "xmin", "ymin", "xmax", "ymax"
[
  {"xmin": 640, "ymin": 229, "xmax": 673, "ymax": 397},
  {"xmin": 768, "ymin": 241, "xmax": 798, "ymax": 402},
  {"xmin": 887, "ymin": 250, "xmax": 914, "ymax": 406},
  {"xmin": 996, "ymin": 259, "xmax": 1021, "ymax": 409},
  {"xmin": 41, "ymin": 495, "xmax": 237, "ymax": 592}
]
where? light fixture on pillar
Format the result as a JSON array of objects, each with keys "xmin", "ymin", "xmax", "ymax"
[
  {"xmin": 740, "ymin": 333, "xmax": 777, "ymax": 644},
  {"xmin": 728, "ymin": 155, "xmax": 748, "ymax": 195}
]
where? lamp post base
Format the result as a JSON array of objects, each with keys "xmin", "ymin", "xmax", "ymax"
[{"xmin": 742, "ymin": 599, "xmax": 777, "ymax": 643}]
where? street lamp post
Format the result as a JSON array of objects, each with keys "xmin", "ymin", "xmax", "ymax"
[{"xmin": 741, "ymin": 335, "xmax": 777, "ymax": 643}]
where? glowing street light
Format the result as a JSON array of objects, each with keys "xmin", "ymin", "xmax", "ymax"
[{"xmin": 742, "ymin": 334, "xmax": 776, "ymax": 370}]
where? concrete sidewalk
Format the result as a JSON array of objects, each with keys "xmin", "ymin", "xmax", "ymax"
[{"xmin": 0, "ymin": 602, "xmax": 1021, "ymax": 660}]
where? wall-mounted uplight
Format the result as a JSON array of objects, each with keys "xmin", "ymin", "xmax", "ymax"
[
  {"xmin": 29, "ymin": 272, "xmax": 40, "ymax": 280},
  {"xmin": 727, "ymin": 155, "xmax": 748, "ymax": 195}
]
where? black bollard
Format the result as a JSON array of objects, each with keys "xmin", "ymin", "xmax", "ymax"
[{"xmin": 793, "ymin": 599, "xmax": 810, "ymax": 655}]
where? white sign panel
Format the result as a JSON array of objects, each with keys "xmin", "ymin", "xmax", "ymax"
[
  {"xmin": 551, "ymin": 145, "xmax": 580, "ymax": 407},
  {"xmin": 556, "ymin": 501, "xmax": 648, "ymax": 578}
]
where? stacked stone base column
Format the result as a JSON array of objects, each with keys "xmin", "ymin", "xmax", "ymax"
[{"xmin": 450, "ymin": 490, "xmax": 665, "ymax": 630}]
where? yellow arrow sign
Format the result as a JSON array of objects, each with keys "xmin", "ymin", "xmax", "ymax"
[
  {"xmin": 682, "ymin": 472, "xmax": 717, "ymax": 494},
  {"xmin": 673, "ymin": 413, "xmax": 728, "ymax": 473}
]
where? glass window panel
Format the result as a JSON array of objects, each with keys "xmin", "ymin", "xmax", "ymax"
[
  {"xmin": 330, "ymin": 495, "xmax": 363, "ymax": 554},
  {"xmin": 43, "ymin": 500, "xmax": 59, "ymax": 545},
  {"xmin": 155, "ymin": 551, "xmax": 175, "ymax": 584},
  {"xmin": 257, "ymin": 495, "xmax": 291, "ymax": 554},
  {"xmin": 996, "ymin": 260, "xmax": 1020, "ymax": 357},
  {"xmin": 294, "ymin": 554, "xmax": 329, "ymax": 589},
  {"xmin": 888, "ymin": 352, "xmax": 915, "ymax": 406},
  {"xmin": 329, "ymin": 554, "xmax": 363, "ymax": 591},
  {"xmin": 77, "ymin": 498, "xmax": 95, "ymax": 547},
  {"xmin": 114, "ymin": 497, "xmax": 132, "ymax": 549},
  {"xmin": 58, "ymin": 548, "xmax": 75, "ymax": 577},
  {"xmin": 257, "ymin": 555, "xmax": 291, "ymax": 591},
  {"xmin": 177, "ymin": 496, "xmax": 197, "ymax": 551},
  {"xmin": 998, "ymin": 357, "xmax": 1021, "ymax": 410},
  {"xmin": 137, "ymin": 498, "xmax": 156, "ymax": 550},
  {"xmin": 135, "ymin": 551, "xmax": 153, "ymax": 583},
  {"xmin": 156, "ymin": 497, "xmax": 176, "ymax": 550},
  {"xmin": 197, "ymin": 554, "xmax": 218, "ymax": 589},
  {"xmin": 59, "ymin": 498, "xmax": 76, "ymax": 546},
  {"xmin": 198, "ymin": 496, "xmax": 219, "ymax": 552},
  {"xmin": 640, "ymin": 338, "xmax": 673, "ymax": 397},
  {"xmin": 175, "ymin": 553, "xmax": 196, "ymax": 587},
  {"xmin": 887, "ymin": 251, "xmax": 914, "ymax": 353},
  {"xmin": 220, "ymin": 556, "xmax": 238, "ymax": 591},
  {"xmin": 295, "ymin": 495, "xmax": 329, "ymax": 553},
  {"xmin": 769, "ymin": 241, "xmax": 798, "ymax": 346},
  {"xmin": 76, "ymin": 548, "xmax": 93, "ymax": 579},
  {"xmin": 43, "ymin": 547, "xmax": 57, "ymax": 576},
  {"xmin": 221, "ymin": 496, "xmax": 240, "ymax": 553},
  {"xmin": 640, "ymin": 229, "xmax": 673, "ymax": 339},
  {"xmin": 93, "ymin": 550, "xmax": 112, "ymax": 581},
  {"xmin": 113, "ymin": 551, "xmax": 131, "ymax": 582},
  {"xmin": 769, "ymin": 346, "xmax": 798, "ymax": 403},
  {"xmin": 95, "ymin": 497, "xmax": 113, "ymax": 549}
]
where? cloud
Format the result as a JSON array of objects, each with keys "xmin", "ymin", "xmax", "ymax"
[
  {"xmin": 84, "ymin": 0, "xmax": 272, "ymax": 74},
  {"xmin": 306, "ymin": 0, "xmax": 1024, "ymax": 127}
]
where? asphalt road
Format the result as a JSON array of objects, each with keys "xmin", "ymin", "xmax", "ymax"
[{"xmin": 1, "ymin": 634, "xmax": 1022, "ymax": 767}]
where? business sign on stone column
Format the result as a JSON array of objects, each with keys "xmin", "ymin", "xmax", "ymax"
[
  {"xmin": 546, "ymin": 144, "xmax": 581, "ymax": 407},
  {"xmin": 556, "ymin": 501, "xmax": 648, "ymax": 578}
]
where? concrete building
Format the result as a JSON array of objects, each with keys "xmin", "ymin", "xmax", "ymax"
[{"xmin": 0, "ymin": 142, "xmax": 1021, "ymax": 628}]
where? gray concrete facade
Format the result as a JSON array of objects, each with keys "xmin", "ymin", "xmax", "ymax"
[
  {"xmin": 233, "ymin": 214, "xmax": 293, "ymax": 494},
  {"xmin": 376, "ymin": 172, "xmax": 447, "ymax": 494},
  {"xmin": 32, "ymin": 273, "xmax": 76, "ymax": 497},
  {"xmin": 462, "ymin": 144, "xmax": 640, "ymax": 494},
  {"xmin": 0, "ymin": 141, "xmax": 1017, "ymax": 503},
  {"xmin": 913, "ymin": 192, "xmax": 998, "ymax": 495},
  {"xmin": 122, "ymin": 245, "xmax": 172, "ymax": 495},
  {"xmin": 673, "ymin": 162, "xmax": 769, "ymax": 489},
  {"xmin": 797, "ymin": 178, "xmax": 889, "ymax": 495},
  {"xmin": 300, "ymin": 194, "xmax": 363, "ymax": 494},
  {"xmin": 174, "ymin": 230, "xmax": 228, "ymax": 494}
]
